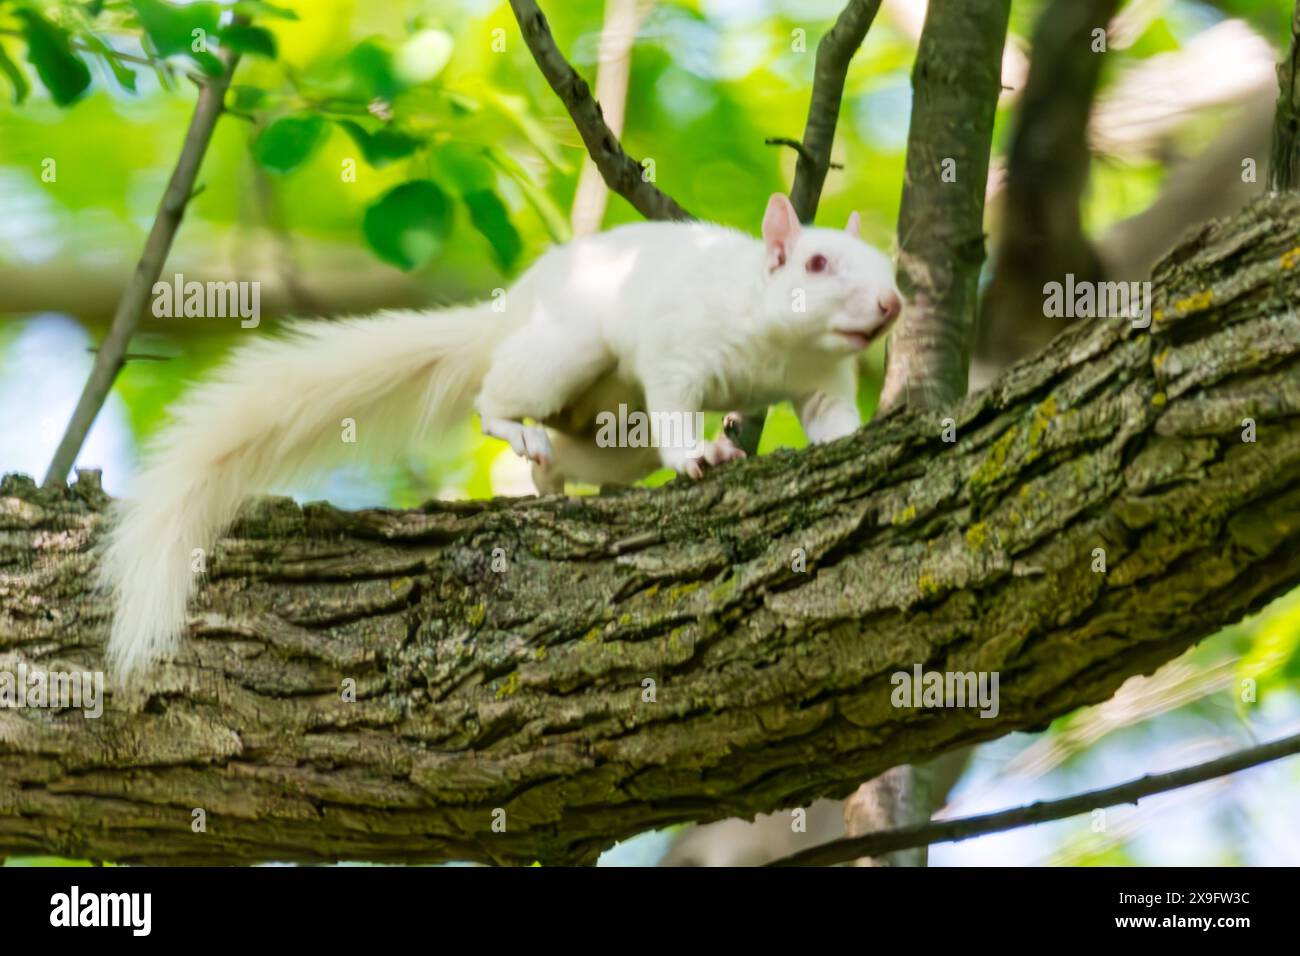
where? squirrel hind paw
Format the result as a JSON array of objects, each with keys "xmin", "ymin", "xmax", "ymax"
[
  {"xmin": 481, "ymin": 416, "xmax": 553, "ymax": 466},
  {"xmin": 531, "ymin": 460, "xmax": 566, "ymax": 495}
]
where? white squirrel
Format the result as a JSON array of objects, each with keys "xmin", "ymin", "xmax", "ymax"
[{"xmin": 100, "ymin": 193, "xmax": 902, "ymax": 679}]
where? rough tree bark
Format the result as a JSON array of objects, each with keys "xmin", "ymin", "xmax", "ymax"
[
  {"xmin": 880, "ymin": 0, "xmax": 1011, "ymax": 413},
  {"xmin": 3, "ymin": 196, "xmax": 1300, "ymax": 865},
  {"xmin": 1270, "ymin": 3, "xmax": 1300, "ymax": 192}
]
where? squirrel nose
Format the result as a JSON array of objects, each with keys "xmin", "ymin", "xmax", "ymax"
[{"xmin": 879, "ymin": 291, "xmax": 902, "ymax": 323}]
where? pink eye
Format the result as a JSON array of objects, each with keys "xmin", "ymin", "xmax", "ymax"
[{"xmin": 806, "ymin": 254, "xmax": 828, "ymax": 274}]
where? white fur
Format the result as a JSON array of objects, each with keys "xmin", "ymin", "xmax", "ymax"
[
  {"xmin": 103, "ymin": 195, "xmax": 900, "ymax": 679},
  {"xmin": 100, "ymin": 307, "xmax": 506, "ymax": 680}
]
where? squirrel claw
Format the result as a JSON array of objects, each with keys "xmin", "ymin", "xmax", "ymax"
[
  {"xmin": 481, "ymin": 417, "xmax": 552, "ymax": 466},
  {"xmin": 678, "ymin": 435, "xmax": 745, "ymax": 479},
  {"xmin": 521, "ymin": 426, "xmax": 552, "ymax": 467}
]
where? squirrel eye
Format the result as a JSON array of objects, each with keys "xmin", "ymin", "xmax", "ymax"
[{"xmin": 806, "ymin": 254, "xmax": 828, "ymax": 274}]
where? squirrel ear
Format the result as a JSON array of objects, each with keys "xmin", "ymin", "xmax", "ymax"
[
  {"xmin": 762, "ymin": 193, "xmax": 800, "ymax": 270},
  {"xmin": 845, "ymin": 211, "xmax": 861, "ymax": 238}
]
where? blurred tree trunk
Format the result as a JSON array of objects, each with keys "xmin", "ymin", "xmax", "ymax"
[
  {"xmin": 978, "ymin": 0, "xmax": 1118, "ymax": 371},
  {"xmin": 569, "ymin": 0, "xmax": 652, "ymax": 237},
  {"xmin": 976, "ymin": 15, "xmax": 1276, "ymax": 382},
  {"xmin": 0, "ymin": 239, "xmax": 447, "ymax": 326}
]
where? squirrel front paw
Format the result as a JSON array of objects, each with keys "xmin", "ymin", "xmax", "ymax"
[{"xmin": 673, "ymin": 434, "xmax": 746, "ymax": 479}]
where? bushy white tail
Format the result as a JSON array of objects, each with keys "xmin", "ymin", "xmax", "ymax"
[{"xmin": 100, "ymin": 306, "xmax": 503, "ymax": 680}]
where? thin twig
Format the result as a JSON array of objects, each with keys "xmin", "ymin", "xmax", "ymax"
[
  {"xmin": 788, "ymin": 0, "xmax": 884, "ymax": 223},
  {"xmin": 739, "ymin": 3, "xmax": 883, "ymax": 463},
  {"xmin": 86, "ymin": 348, "xmax": 172, "ymax": 362},
  {"xmin": 0, "ymin": 27, "xmax": 172, "ymax": 72},
  {"xmin": 506, "ymin": 0, "xmax": 692, "ymax": 222},
  {"xmin": 764, "ymin": 136, "xmax": 843, "ymax": 170},
  {"xmin": 43, "ymin": 22, "xmax": 246, "ymax": 487},
  {"xmin": 771, "ymin": 731, "xmax": 1300, "ymax": 866}
]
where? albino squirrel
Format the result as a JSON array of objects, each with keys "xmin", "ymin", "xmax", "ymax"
[{"xmin": 101, "ymin": 193, "xmax": 902, "ymax": 679}]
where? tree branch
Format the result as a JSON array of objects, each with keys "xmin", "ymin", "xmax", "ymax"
[
  {"xmin": 764, "ymin": 136, "xmax": 843, "ymax": 173},
  {"xmin": 507, "ymin": 0, "xmax": 691, "ymax": 222},
  {"xmin": 738, "ymin": 2, "xmax": 883, "ymax": 460},
  {"xmin": 1269, "ymin": 3, "xmax": 1300, "ymax": 191},
  {"xmin": 42, "ymin": 28, "xmax": 244, "ymax": 489},
  {"xmin": 880, "ymin": 0, "xmax": 1011, "ymax": 413},
  {"xmin": 4, "ymin": 195, "xmax": 1300, "ymax": 865},
  {"xmin": 0, "ymin": 27, "xmax": 173, "ymax": 73},
  {"xmin": 0, "ymin": 240, "xmax": 448, "ymax": 324},
  {"xmin": 772, "ymin": 731, "xmax": 1300, "ymax": 866},
  {"xmin": 788, "ymin": 0, "xmax": 883, "ymax": 223}
]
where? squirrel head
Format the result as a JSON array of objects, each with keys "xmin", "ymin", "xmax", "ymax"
[{"xmin": 757, "ymin": 192, "xmax": 902, "ymax": 355}]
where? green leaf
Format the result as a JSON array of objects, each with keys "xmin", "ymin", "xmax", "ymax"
[
  {"xmin": 486, "ymin": 148, "xmax": 571, "ymax": 243},
  {"xmin": 253, "ymin": 113, "xmax": 330, "ymax": 174},
  {"xmin": 190, "ymin": 49, "xmax": 226, "ymax": 77},
  {"xmin": 363, "ymin": 180, "xmax": 453, "ymax": 271},
  {"xmin": 228, "ymin": 84, "xmax": 269, "ymax": 112},
  {"xmin": 79, "ymin": 32, "xmax": 139, "ymax": 92},
  {"xmin": 482, "ymin": 89, "xmax": 566, "ymax": 170},
  {"xmin": 433, "ymin": 144, "xmax": 521, "ymax": 268},
  {"xmin": 129, "ymin": 0, "xmax": 221, "ymax": 59},
  {"xmin": 0, "ymin": 41, "xmax": 30, "ymax": 104},
  {"xmin": 14, "ymin": 10, "xmax": 91, "ymax": 106},
  {"xmin": 233, "ymin": 0, "xmax": 300, "ymax": 20},
  {"xmin": 220, "ymin": 24, "xmax": 277, "ymax": 59},
  {"xmin": 433, "ymin": 142, "xmax": 495, "ymax": 193},
  {"xmin": 463, "ymin": 189, "xmax": 521, "ymax": 271},
  {"xmin": 346, "ymin": 39, "xmax": 401, "ymax": 101},
  {"xmin": 336, "ymin": 120, "xmax": 423, "ymax": 167},
  {"xmin": 443, "ymin": 89, "xmax": 478, "ymax": 117}
]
